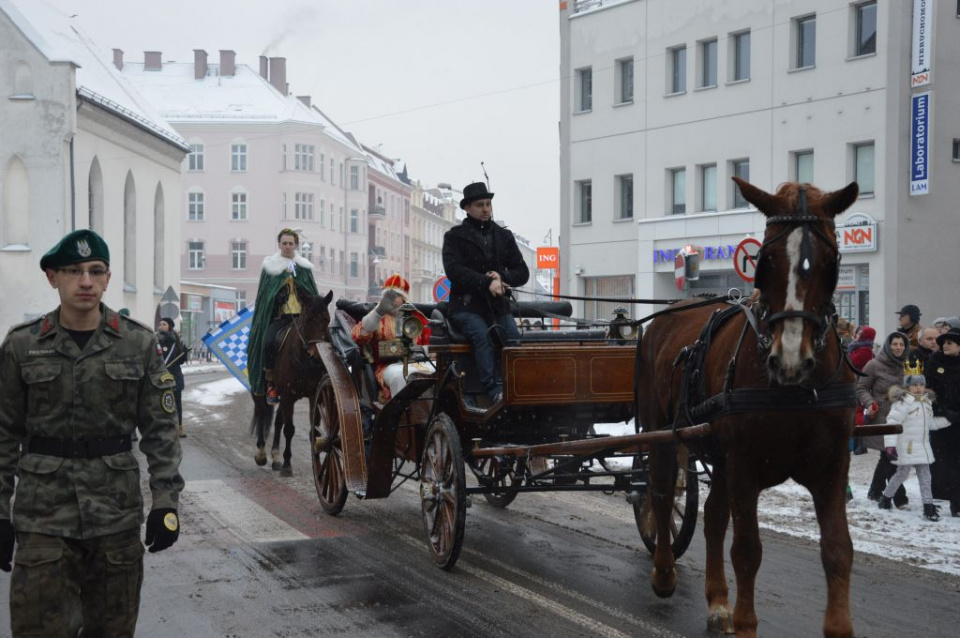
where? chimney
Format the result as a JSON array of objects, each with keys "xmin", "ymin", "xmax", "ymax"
[
  {"xmin": 220, "ymin": 50, "xmax": 236, "ymax": 77},
  {"xmin": 268, "ymin": 57, "xmax": 287, "ymax": 95},
  {"xmin": 297, "ymin": 95, "xmax": 311, "ymax": 108},
  {"xmin": 112, "ymin": 49, "xmax": 123, "ymax": 71},
  {"xmin": 259, "ymin": 55, "xmax": 269, "ymax": 79},
  {"xmin": 144, "ymin": 51, "xmax": 162, "ymax": 71},
  {"xmin": 193, "ymin": 49, "xmax": 207, "ymax": 80}
]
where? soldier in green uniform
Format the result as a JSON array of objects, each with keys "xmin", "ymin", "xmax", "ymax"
[{"xmin": 0, "ymin": 229, "xmax": 184, "ymax": 637}]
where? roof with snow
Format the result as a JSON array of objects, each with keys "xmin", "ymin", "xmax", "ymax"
[{"xmin": 1, "ymin": 0, "xmax": 188, "ymax": 150}]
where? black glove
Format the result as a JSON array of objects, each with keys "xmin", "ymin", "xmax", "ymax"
[
  {"xmin": 0, "ymin": 519, "xmax": 14, "ymax": 572},
  {"xmin": 144, "ymin": 508, "xmax": 179, "ymax": 553}
]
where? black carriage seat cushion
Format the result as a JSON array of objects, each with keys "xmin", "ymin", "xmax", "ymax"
[
  {"xmin": 518, "ymin": 328, "xmax": 608, "ymax": 342},
  {"xmin": 331, "ymin": 309, "xmax": 379, "ymax": 402}
]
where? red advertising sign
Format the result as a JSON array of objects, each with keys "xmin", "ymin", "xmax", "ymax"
[{"xmin": 536, "ymin": 247, "xmax": 560, "ymax": 270}]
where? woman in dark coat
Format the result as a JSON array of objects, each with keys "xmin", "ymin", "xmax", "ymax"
[
  {"xmin": 927, "ymin": 328, "xmax": 960, "ymax": 515},
  {"xmin": 857, "ymin": 331, "xmax": 910, "ymax": 504}
]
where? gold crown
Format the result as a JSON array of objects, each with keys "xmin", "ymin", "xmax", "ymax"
[{"xmin": 903, "ymin": 360, "xmax": 924, "ymax": 377}]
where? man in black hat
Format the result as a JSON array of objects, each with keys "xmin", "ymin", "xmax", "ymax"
[
  {"xmin": 442, "ymin": 182, "xmax": 529, "ymax": 405},
  {"xmin": 0, "ymin": 229, "xmax": 184, "ymax": 636},
  {"xmin": 896, "ymin": 304, "xmax": 922, "ymax": 348},
  {"xmin": 927, "ymin": 327, "xmax": 960, "ymax": 515}
]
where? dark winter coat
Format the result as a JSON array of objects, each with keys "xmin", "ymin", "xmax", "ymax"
[
  {"xmin": 927, "ymin": 350, "xmax": 960, "ymax": 502},
  {"xmin": 442, "ymin": 216, "xmax": 529, "ymax": 319},
  {"xmin": 857, "ymin": 334, "xmax": 909, "ymax": 450}
]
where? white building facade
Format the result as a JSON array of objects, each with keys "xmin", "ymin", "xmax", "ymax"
[
  {"xmin": 560, "ymin": 0, "xmax": 960, "ymax": 335},
  {"xmin": 0, "ymin": 0, "xmax": 187, "ymax": 335}
]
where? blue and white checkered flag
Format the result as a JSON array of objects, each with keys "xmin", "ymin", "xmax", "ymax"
[{"xmin": 202, "ymin": 304, "xmax": 254, "ymax": 390}]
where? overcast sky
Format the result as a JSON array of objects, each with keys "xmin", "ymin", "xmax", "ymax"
[{"xmin": 47, "ymin": 0, "xmax": 561, "ymax": 246}]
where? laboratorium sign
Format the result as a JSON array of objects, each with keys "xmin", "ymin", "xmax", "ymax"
[
  {"xmin": 910, "ymin": 91, "xmax": 930, "ymax": 196},
  {"xmin": 911, "ymin": 0, "xmax": 933, "ymax": 87}
]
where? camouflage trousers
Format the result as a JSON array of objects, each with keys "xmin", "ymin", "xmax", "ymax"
[{"xmin": 10, "ymin": 528, "xmax": 144, "ymax": 638}]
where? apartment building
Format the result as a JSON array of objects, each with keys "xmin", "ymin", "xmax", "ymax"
[
  {"xmin": 363, "ymin": 145, "xmax": 411, "ymax": 300},
  {"xmin": 560, "ymin": 0, "xmax": 960, "ymax": 334}
]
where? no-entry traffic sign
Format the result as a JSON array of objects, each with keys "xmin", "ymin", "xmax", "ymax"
[
  {"xmin": 733, "ymin": 237, "xmax": 762, "ymax": 283},
  {"xmin": 433, "ymin": 276, "xmax": 451, "ymax": 302}
]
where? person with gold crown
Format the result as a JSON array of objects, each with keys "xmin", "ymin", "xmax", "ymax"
[
  {"xmin": 247, "ymin": 228, "xmax": 318, "ymax": 404},
  {"xmin": 877, "ymin": 360, "xmax": 953, "ymax": 520},
  {"xmin": 352, "ymin": 274, "xmax": 431, "ymax": 402}
]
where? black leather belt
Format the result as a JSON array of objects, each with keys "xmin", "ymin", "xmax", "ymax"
[{"xmin": 26, "ymin": 435, "xmax": 132, "ymax": 458}]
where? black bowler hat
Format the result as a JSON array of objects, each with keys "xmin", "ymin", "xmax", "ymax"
[
  {"xmin": 459, "ymin": 182, "xmax": 495, "ymax": 209},
  {"xmin": 937, "ymin": 327, "xmax": 960, "ymax": 348},
  {"xmin": 39, "ymin": 229, "xmax": 110, "ymax": 271},
  {"xmin": 896, "ymin": 304, "xmax": 921, "ymax": 323}
]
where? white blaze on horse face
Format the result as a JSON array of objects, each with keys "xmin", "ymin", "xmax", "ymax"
[{"xmin": 777, "ymin": 228, "xmax": 808, "ymax": 372}]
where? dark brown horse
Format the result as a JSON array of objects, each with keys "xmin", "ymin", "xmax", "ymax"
[
  {"xmin": 251, "ymin": 289, "xmax": 333, "ymax": 476},
  {"xmin": 638, "ymin": 178, "xmax": 860, "ymax": 637}
]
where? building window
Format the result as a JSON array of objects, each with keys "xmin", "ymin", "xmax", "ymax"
[
  {"xmin": 795, "ymin": 150, "xmax": 814, "ymax": 183},
  {"xmin": 577, "ymin": 180, "xmax": 592, "ymax": 223},
  {"xmin": 294, "ymin": 192, "xmax": 314, "ymax": 220},
  {"xmin": 732, "ymin": 159, "xmax": 750, "ymax": 208},
  {"xmin": 320, "ymin": 152, "xmax": 326, "ymax": 180},
  {"xmin": 329, "ymin": 247, "xmax": 336, "ymax": 274},
  {"xmin": 700, "ymin": 39, "xmax": 718, "ymax": 88},
  {"xmin": 577, "ymin": 67, "xmax": 592, "ymax": 111},
  {"xmin": 295, "ymin": 143, "xmax": 315, "ymax": 171},
  {"xmin": 350, "ymin": 165, "xmax": 360, "ymax": 190},
  {"xmin": 700, "ymin": 164, "xmax": 717, "ymax": 212},
  {"xmin": 855, "ymin": 2, "xmax": 877, "ymax": 56},
  {"xmin": 733, "ymin": 31, "xmax": 751, "ymax": 81},
  {"xmin": 616, "ymin": 174, "xmax": 633, "ymax": 220},
  {"xmin": 350, "ymin": 209, "xmax": 359, "ymax": 233},
  {"xmin": 953, "ymin": 138, "xmax": 960, "ymax": 161},
  {"xmin": 854, "ymin": 143, "xmax": 875, "ymax": 195},
  {"xmin": 339, "ymin": 250, "xmax": 345, "ymax": 276},
  {"xmin": 796, "ymin": 15, "xmax": 816, "ymax": 69},
  {"xmin": 236, "ymin": 291, "xmax": 247, "ymax": 312},
  {"xmin": 583, "ymin": 275, "xmax": 635, "ymax": 322},
  {"xmin": 616, "ymin": 58, "xmax": 634, "ymax": 103},
  {"xmin": 350, "ymin": 252, "xmax": 359, "ymax": 278},
  {"xmin": 670, "ymin": 168, "xmax": 686, "ymax": 214},
  {"xmin": 188, "ymin": 144, "xmax": 204, "ymax": 171},
  {"xmin": 188, "ymin": 241, "xmax": 204, "ymax": 270},
  {"xmin": 231, "ymin": 192, "xmax": 247, "ymax": 221},
  {"xmin": 300, "ymin": 242, "xmax": 313, "ymax": 263},
  {"xmin": 187, "ymin": 191, "xmax": 204, "ymax": 221},
  {"xmin": 231, "ymin": 241, "xmax": 247, "ymax": 270},
  {"xmin": 231, "ymin": 143, "xmax": 247, "ymax": 171},
  {"xmin": 669, "ymin": 46, "xmax": 687, "ymax": 93}
]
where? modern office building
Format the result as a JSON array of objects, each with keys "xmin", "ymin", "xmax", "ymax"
[{"xmin": 559, "ymin": 0, "xmax": 960, "ymax": 333}]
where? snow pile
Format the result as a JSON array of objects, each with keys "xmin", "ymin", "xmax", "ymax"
[{"xmin": 183, "ymin": 376, "xmax": 246, "ymax": 406}]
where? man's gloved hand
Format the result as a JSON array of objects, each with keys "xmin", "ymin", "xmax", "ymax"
[
  {"xmin": 885, "ymin": 446, "xmax": 898, "ymax": 461},
  {"xmin": 375, "ymin": 289, "xmax": 403, "ymax": 317},
  {"xmin": 0, "ymin": 519, "xmax": 14, "ymax": 572},
  {"xmin": 145, "ymin": 508, "xmax": 179, "ymax": 553}
]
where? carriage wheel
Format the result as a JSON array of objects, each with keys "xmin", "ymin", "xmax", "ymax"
[
  {"xmin": 472, "ymin": 456, "xmax": 520, "ymax": 509},
  {"xmin": 419, "ymin": 413, "xmax": 467, "ymax": 570},
  {"xmin": 634, "ymin": 451, "xmax": 699, "ymax": 559},
  {"xmin": 311, "ymin": 375, "xmax": 348, "ymax": 515}
]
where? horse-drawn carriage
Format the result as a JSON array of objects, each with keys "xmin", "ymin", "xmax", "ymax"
[{"xmin": 309, "ymin": 297, "xmax": 705, "ymax": 570}]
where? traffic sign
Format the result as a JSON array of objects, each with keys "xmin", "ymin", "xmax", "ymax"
[
  {"xmin": 733, "ymin": 237, "xmax": 762, "ymax": 283},
  {"xmin": 433, "ymin": 276, "xmax": 451, "ymax": 302}
]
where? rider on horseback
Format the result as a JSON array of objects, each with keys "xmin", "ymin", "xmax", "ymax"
[{"xmin": 247, "ymin": 228, "xmax": 319, "ymax": 405}]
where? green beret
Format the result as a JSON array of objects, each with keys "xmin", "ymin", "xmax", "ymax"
[{"xmin": 39, "ymin": 229, "xmax": 110, "ymax": 271}]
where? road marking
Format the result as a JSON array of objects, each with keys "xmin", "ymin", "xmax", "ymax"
[{"xmin": 189, "ymin": 479, "xmax": 309, "ymax": 544}]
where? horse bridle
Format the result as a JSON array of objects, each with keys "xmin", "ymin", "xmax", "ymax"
[
  {"xmin": 752, "ymin": 187, "xmax": 840, "ymax": 353},
  {"xmin": 292, "ymin": 311, "xmax": 327, "ymax": 359}
]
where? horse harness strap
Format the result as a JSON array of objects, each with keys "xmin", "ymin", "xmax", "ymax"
[{"xmin": 688, "ymin": 384, "xmax": 857, "ymax": 424}]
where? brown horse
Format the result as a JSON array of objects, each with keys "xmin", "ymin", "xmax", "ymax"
[
  {"xmin": 251, "ymin": 289, "xmax": 334, "ymax": 476},
  {"xmin": 638, "ymin": 178, "xmax": 860, "ymax": 637}
]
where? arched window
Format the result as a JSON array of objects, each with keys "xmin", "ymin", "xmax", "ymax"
[
  {"xmin": 154, "ymin": 182, "xmax": 164, "ymax": 290},
  {"xmin": 2, "ymin": 156, "xmax": 30, "ymax": 247},
  {"xmin": 88, "ymin": 157, "xmax": 103, "ymax": 233},
  {"xmin": 123, "ymin": 171, "xmax": 136, "ymax": 288}
]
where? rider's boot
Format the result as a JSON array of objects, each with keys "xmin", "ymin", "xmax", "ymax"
[{"xmin": 265, "ymin": 368, "xmax": 280, "ymax": 405}]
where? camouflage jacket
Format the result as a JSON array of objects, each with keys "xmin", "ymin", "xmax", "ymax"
[{"xmin": 0, "ymin": 306, "xmax": 184, "ymax": 539}]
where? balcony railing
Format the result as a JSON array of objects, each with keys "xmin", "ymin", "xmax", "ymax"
[
  {"xmin": 369, "ymin": 205, "xmax": 386, "ymax": 218},
  {"xmin": 369, "ymin": 245, "xmax": 386, "ymax": 258}
]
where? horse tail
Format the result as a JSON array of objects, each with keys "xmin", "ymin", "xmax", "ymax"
[{"xmin": 249, "ymin": 393, "xmax": 275, "ymax": 440}]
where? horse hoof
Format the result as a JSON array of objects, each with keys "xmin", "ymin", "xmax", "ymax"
[
  {"xmin": 707, "ymin": 608, "xmax": 735, "ymax": 634},
  {"xmin": 280, "ymin": 466, "xmax": 293, "ymax": 478},
  {"xmin": 254, "ymin": 450, "xmax": 267, "ymax": 466},
  {"xmin": 271, "ymin": 461, "xmax": 283, "ymax": 471},
  {"xmin": 651, "ymin": 567, "xmax": 676, "ymax": 598}
]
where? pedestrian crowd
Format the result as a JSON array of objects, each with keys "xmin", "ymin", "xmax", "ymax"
[{"xmin": 849, "ymin": 305, "xmax": 960, "ymax": 522}]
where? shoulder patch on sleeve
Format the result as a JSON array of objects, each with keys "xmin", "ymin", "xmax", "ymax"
[
  {"xmin": 162, "ymin": 389, "xmax": 177, "ymax": 413},
  {"xmin": 159, "ymin": 371, "xmax": 175, "ymax": 384}
]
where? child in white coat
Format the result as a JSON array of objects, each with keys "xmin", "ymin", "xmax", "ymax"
[{"xmin": 878, "ymin": 369, "xmax": 953, "ymax": 520}]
